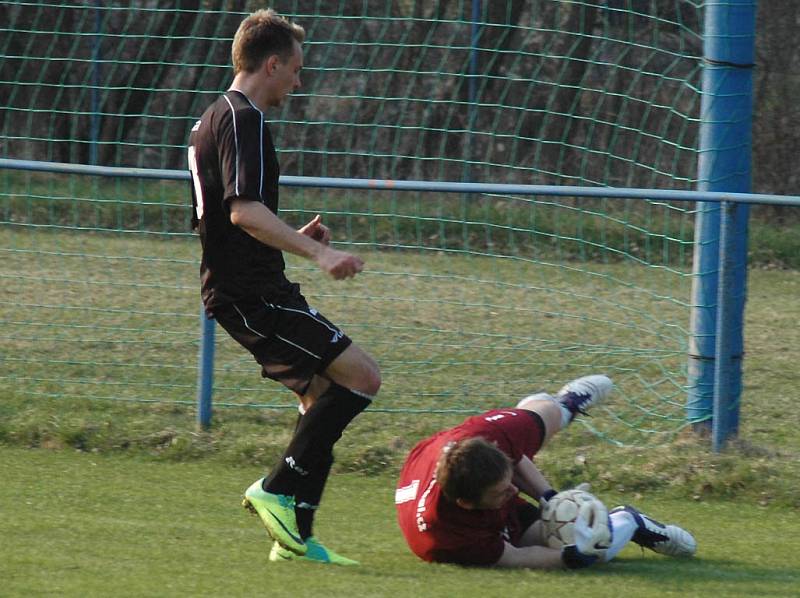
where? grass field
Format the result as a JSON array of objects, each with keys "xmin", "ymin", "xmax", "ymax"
[
  {"xmin": 1, "ymin": 201, "xmax": 800, "ymax": 595},
  {"xmin": 0, "ymin": 223, "xmax": 697, "ymax": 444},
  {"xmin": 2, "ymin": 447, "xmax": 799, "ymax": 598}
]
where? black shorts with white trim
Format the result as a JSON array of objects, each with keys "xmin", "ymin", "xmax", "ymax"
[{"xmin": 211, "ymin": 283, "xmax": 351, "ymax": 394}]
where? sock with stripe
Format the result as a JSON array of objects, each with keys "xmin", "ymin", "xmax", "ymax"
[
  {"xmin": 263, "ymin": 383, "xmax": 371, "ymax": 496},
  {"xmin": 294, "ymin": 450, "xmax": 334, "ymax": 539}
]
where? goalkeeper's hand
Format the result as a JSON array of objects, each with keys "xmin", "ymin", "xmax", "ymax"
[
  {"xmin": 572, "ymin": 500, "xmax": 612, "ymax": 557},
  {"xmin": 540, "ymin": 482, "xmax": 592, "ymax": 505},
  {"xmin": 560, "ymin": 500, "xmax": 612, "ymax": 569}
]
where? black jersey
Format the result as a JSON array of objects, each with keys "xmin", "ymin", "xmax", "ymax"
[{"xmin": 188, "ymin": 90, "xmax": 287, "ymax": 308}]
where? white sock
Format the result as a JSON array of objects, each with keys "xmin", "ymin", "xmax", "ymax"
[
  {"xmin": 557, "ymin": 403, "xmax": 572, "ymax": 427},
  {"xmin": 604, "ymin": 510, "xmax": 638, "ymax": 562}
]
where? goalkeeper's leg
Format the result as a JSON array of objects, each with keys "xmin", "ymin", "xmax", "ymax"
[
  {"xmin": 515, "ymin": 393, "xmax": 563, "ymax": 444},
  {"xmin": 516, "ymin": 375, "xmax": 613, "ymax": 444},
  {"xmin": 609, "ymin": 505, "xmax": 697, "ymax": 558}
]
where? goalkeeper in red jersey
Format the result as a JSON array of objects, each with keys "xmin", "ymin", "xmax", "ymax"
[{"xmin": 395, "ymin": 375, "xmax": 697, "ymax": 569}]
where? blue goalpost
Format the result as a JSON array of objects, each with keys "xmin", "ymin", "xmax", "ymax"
[{"xmin": 688, "ymin": 0, "xmax": 757, "ymax": 450}]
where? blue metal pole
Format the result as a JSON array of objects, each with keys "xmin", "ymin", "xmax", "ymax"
[
  {"xmin": 5, "ymin": 157, "xmax": 798, "ymax": 207},
  {"xmin": 197, "ymin": 305, "xmax": 215, "ymax": 429},
  {"xmin": 688, "ymin": 0, "xmax": 755, "ymax": 446},
  {"xmin": 713, "ymin": 202, "xmax": 741, "ymax": 451}
]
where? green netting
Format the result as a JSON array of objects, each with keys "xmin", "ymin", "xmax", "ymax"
[
  {"xmin": 0, "ymin": 1, "xmax": 709, "ymax": 445},
  {"xmin": 1, "ymin": 0, "xmax": 703, "ymax": 185}
]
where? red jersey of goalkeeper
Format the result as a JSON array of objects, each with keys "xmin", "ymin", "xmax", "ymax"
[{"xmin": 395, "ymin": 409, "xmax": 545, "ymax": 566}]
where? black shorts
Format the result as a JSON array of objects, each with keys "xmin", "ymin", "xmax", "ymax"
[
  {"xmin": 515, "ymin": 500, "xmax": 541, "ymax": 535},
  {"xmin": 211, "ymin": 284, "xmax": 352, "ymax": 395}
]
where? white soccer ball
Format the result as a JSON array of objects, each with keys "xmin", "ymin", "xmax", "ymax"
[{"xmin": 540, "ymin": 488, "xmax": 602, "ymax": 549}]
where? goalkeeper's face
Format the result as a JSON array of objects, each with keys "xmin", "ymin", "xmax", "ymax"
[{"xmin": 460, "ymin": 469, "xmax": 518, "ymax": 510}]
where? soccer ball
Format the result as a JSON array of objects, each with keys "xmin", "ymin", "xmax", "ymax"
[{"xmin": 540, "ymin": 489, "xmax": 600, "ymax": 549}]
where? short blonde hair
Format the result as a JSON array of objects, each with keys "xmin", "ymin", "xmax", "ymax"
[{"xmin": 231, "ymin": 8, "xmax": 305, "ymax": 74}]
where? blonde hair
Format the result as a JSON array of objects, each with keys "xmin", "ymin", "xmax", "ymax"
[{"xmin": 231, "ymin": 8, "xmax": 305, "ymax": 74}]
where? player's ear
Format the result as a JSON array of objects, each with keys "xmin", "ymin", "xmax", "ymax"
[
  {"xmin": 455, "ymin": 497, "xmax": 477, "ymax": 510},
  {"xmin": 264, "ymin": 55, "xmax": 279, "ymax": 75}
]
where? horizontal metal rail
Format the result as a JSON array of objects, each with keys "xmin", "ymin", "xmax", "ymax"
[{"xmin": 3, "ymin": 157, "xmax": 800, "ymax": 207}]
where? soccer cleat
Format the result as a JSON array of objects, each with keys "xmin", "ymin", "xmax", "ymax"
[
  {"xmin": 610, "ymin": 505, "xmax": 697, "ymax": 557},
  {"xmin": 268, "ymin": 537, "xmax": 359, "ymax": 566},
  {"xmin": 242, "ymin": 478, "xmax": 306, "ymax": 555},
  {"xmin": 555, "ymin": 374, "xmax": 613, "ymax": 419}
]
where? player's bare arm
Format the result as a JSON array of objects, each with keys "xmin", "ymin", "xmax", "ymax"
[
  {"xmin": 229, "ymin": 198, "xmax": 363, "ymax": 279},
  {"xmin": 512, "ymin": 455, "xmax": 555, "ymax": 500},
  {"xmin": 495, "ymin": 541, "xmax": 564, "ymax": 569}
]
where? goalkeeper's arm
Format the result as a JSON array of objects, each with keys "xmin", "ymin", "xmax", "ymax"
[
  {"xmin": 495, "ymin": 542, "xmax": 565, "ymax": 569},
  {"xmin": 512, "ymin": 455, "xmax": 556, "ymax": 501},
  {"xmin": 495, "ymin": 505, "xmax": 611, "ymax": 570},
  {"xmin": 495, "ymin": 540, "xmax": 599, "ymax": 570}
]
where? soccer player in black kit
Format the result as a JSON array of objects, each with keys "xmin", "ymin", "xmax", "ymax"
[{"xmin": 187, "ymin": 9, "xmax": 380, "ymax": 566}]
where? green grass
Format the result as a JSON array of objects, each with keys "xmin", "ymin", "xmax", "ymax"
[
  {"xmin": 0, "ymin": 224, "xmax": 697, "ymax": 443},
  {"xmin": 4, "ymin": 168, "xmax": 800, "ymax": 265},
  {"xmin": 0, "ymin": 168, "xmax": 744, "ymax": 267},
  {"xmin": 0, "ymin": 224, "xmax": 799, "ymax": 507},
  {"xmin": 2, "ymin": 446, "xmax": 798, "ymax": 598},
  {"xmin": 1, "ymin": 194, "xmax": 799, "ymax": 595}
]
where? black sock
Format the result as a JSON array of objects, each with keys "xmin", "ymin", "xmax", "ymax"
[
  {"xmin": 260, "ymin": 409, "xmax": 307, "ymax": 493},
  {"xmin": 293, "ymin": 409, "xmax": 304, "ymax": 433},
  {"xmin": 295, "ymin": 451, "xmax": 334, "ymax": 539},
  {"xmin": 263, "ymin": 383, "xmax": 371, "ymax": 496}
]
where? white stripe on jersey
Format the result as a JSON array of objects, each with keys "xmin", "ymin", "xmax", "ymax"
[
  {"xmin": 232, "ymin": 91, "xmax": 265, "ymax": 200},
  {"xmin": 222, "ymin": 94, "xmax": 240, "ymax": 196},
  {"xmin": 258, "ymin": 108, "xmax": 264, "ymax": 198}
]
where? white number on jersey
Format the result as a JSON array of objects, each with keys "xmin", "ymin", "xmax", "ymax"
[
  {"xmin": 187, "ymin": 145, "xmax": 204, "ymax": 220},
  {"xmin": 484, "ymin": 411, "xmax": 518, "ymax": 422},
  {"xmin": 395, "ymin": 480, "xmax": 419, "ymax": 504}
]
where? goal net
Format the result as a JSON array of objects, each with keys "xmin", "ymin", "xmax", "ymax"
[{"xmin": 0, "ymin": 1, "xmax": 705, "ymax": 445}]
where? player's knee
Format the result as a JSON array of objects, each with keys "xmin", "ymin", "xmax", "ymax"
[
  {"xmin": 516, "ymin": 392, "xmax": 553, "ymax": 410},
  {"xmin": 516, "ymin": 393, "xmax": 563, "ymax": 437},
  {"xmin": 361, "ymin": 362, "xmax": 381, "ymax": 397},
  {"xmin": 328, "ymin": 347, "xmax": 381, "ymax": 397},
  {"xmin": 351, "ymin": 350, "xmax": 381, "ymax": 396}
]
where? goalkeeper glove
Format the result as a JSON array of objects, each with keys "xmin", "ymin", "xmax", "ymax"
[
  {"xmin": 540, "ymin": 482, "xmax": 591, "ymax": 505},
  {"xmin": 573, "ymin": 503, "xmax": 612, "ymax": 556},
  {"xmin": 561, "ymin": 509, "xmax": 612, "ymax": 569},
  {"xmin": 561, "ymin": 544, "xmax": 598, "ymax": 569}
]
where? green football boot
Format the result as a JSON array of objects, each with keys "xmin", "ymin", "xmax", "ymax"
[
  {"xmin": 268, "ymin": 537, "xmax": 359, "ymax": 566},
  {"xmin": 242, "ymin": 478, "xmax": 306, "ymax": 555}
]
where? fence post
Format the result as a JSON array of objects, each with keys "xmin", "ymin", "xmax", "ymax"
[
  {"xmin": 713, "ymin": 201, "xmax": 742, "ymax": 451},
  {"xmin": 196, "ymin": 305, "xmax": 215, "ymax": 430},
  {"xmin": 687, "ymin": 0, "xmax": 756, "ymax": 447}
]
